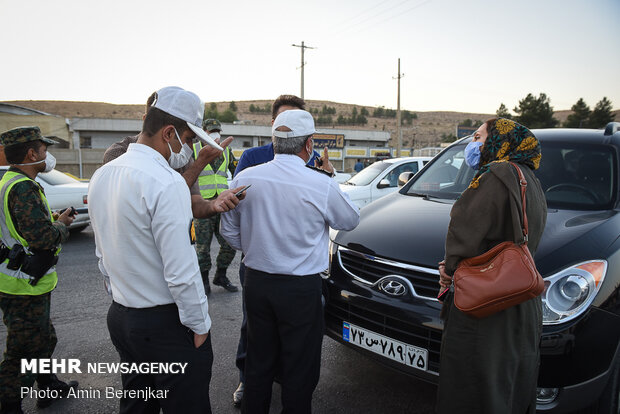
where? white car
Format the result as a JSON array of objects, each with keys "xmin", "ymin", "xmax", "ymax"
[
  {"xmin": 0, "ymin": 166, "xmax": 90, "ymax": 231},
  {"xmin": 340, "ymin": 157, "xmax": 432, "ymax": 208}
]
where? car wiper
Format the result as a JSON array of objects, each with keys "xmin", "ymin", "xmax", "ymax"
[
  {"xmin": 407, "ymin": 192, "xmax": 430, "ymax": 199},
  {"xmin": 343, "ymin": 181, "xmax": 356, "ymax": 185}
]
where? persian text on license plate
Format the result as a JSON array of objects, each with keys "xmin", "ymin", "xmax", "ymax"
[{"xmin": 342, "ymin": 322, "xmax": 428, "ymax": 371}]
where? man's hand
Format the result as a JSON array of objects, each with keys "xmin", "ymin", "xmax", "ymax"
[
  {"xmin": 315, "ymin": 146, "xmax": 335, "ymax": 175},
  {"xmin": 56, "ymin": 208, "xmax": 75, "ymax": 227},
  {"xmin": 195, "ymin": 136, "xmax": 234, "ymax": 166},
  {"xmin": 194, "ymin": 332, "xmax": 209, "ymax": 349},
  {"xmin": 211, "ymin": 187, "xmax": 245, "ymax": 213}
]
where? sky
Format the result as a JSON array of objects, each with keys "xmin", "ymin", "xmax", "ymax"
[{"xmin": 2, "ymin": 0, "xmax": 619, "ymax": 114}]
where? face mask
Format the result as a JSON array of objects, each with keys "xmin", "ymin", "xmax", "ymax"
[
  {"xmin": 464, "ymin": 141, "xmax": 483, "ymax": 169},
  {"xmin": 15, "ymin": 151, "xmax": 56, "ymax": 173},
  {"xmin": 167, "ymin": 128, "xmax": 193, "ymax": 169},
  {"xmin": 209, "ymin": 132, "xmax": 221, "ymax": 141}
]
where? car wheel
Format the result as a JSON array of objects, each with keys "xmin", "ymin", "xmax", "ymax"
[{"xmin": 597, "ymin": 357, "xmax": 620, "ymax": 414}]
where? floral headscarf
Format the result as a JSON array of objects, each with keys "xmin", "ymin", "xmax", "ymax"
[{"xmin": 468, "ymin": 118, "xmax": 541, "ymax": 189}]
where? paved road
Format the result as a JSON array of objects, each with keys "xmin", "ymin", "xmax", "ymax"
[{"xmin": 0, "ymin": 227, "xmax": 437, "ymax": 413}]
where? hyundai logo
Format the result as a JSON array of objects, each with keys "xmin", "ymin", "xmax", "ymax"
[{"xmin": 378, "ymin": 278, "xmax": 407, "ymax": 296}]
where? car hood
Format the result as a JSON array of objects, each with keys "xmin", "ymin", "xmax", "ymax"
[{"xmin": 333, "ymin": 192, "xmax": 620, "ymax": 274}]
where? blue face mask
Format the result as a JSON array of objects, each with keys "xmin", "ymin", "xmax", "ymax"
[{"xmin": 464, "ymin": 141, "xmax": 483, "ymax": 169}]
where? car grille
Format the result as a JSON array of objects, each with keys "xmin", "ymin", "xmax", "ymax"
[
  {"xmin": 338, "ymin": 247, "xmax": 439, "ymax": 299},
  {"xmin": 325, "ymin": 299, "xmax": 442, "ymax": 374}
]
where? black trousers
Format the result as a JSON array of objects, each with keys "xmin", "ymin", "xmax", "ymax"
[
  {"xmin": 107, "ymin": 301, "xmax": 213, "ymax": 414},
  {"xmin": 241, "ymin": 268, "xmax": 324, "ymax": 414}
]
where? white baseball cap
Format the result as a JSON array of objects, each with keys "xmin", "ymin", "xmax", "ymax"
[
  {"xmin": 272, "ymin": 109, "xmax": 316, "ymax": 139},
  {"xmin": 152, "ymin": 86, "xmax": 223, "ymax": 150}
]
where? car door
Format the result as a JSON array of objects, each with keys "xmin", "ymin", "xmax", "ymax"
[{"xmin": 370, "ymin": 161, "xmax": 420, "ymax": 202}]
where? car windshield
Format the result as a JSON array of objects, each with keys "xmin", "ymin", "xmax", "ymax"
[
  {"xmin": 38, "ymin": 169, "xmax": 80, "ymax": 185},
  {"xmin": 407, "ymin": 141, "xmax": 616, "ymax": 210},
  {"xmin": 345, "ymin": 161, "xmax": 390, "ymax": 186}
]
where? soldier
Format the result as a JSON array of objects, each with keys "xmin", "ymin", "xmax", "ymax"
[
  {"xmin": 0, "ymin": 126, "xmax": 78, "ymax": 414},
  {"xmin": 193, "ymin": 119, "xmax": 238, "ymax": 293}
]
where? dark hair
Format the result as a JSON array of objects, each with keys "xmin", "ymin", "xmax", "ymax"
[
  {"xmin": 484, "ymin": 118, "xmax": 498, "ymax": 135},
  {"xmin": 142, "ymin": 106, "xmax": 189, "ymax": 137},
  {"xmin": 4, "ymin": 140, "xmax": 44, "ymax": 164},
  {"xmin": 272, "ymin": 95, "xmax": 305, "ymax": 119},
  {"xmin": 146, "ymin": 91, "xmax": 158, "ymax": 112}
]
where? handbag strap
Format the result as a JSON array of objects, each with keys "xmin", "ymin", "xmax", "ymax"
[{"xmin": 508, "ymin": 162, "xmax": 529, "ymax": 244}]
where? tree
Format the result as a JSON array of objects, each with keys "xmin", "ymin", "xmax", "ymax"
[
  {"xmin": 441, "ymin": 133, "xmax": 457, "ymax": 143},
  {"xmin": 204, "ymin": 102, "xmax": 218, "ymax": 119},
  {"xmin": 373, "ymin": 106, "xmax": 385, "ymax": 117},
  {"xmin": 513, "ymin": 93, "xmax": 558, "ymax": 128},
  {"xmin": 496, "ymin": 103, "xmax": 512, "ymax": 119},
  {"xmin": 218, "ymin": 109, "xmax": 238, "ymax": 123},
  {"xmin": 360, "ymin": 107, "xmax": 369, "ymax": 117},
  {"xmin": 589, "ymin": 97, "xmax": 615, "ymax": 128},
  {"xmin": 229, "ymin": 101, "xmax": 238, "ymax": 112},
  {"xmin": 460, "ymin": 119, "xmax": 473, "ymax": 127},
  {"xmin": 564, "ymin": 98, "xmax": 591, "ymax": 128}
]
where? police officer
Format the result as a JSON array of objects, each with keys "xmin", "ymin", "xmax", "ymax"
[
  {"xmin": 193, "ymin": 119, "xmax": 238, "ymax": 293},
  {"xmin": 0, "ymin": 127, "xmax": 78, "ymax": 414},
  {"xmin": 221, "ymin": 110, "xmax": 360, "ymax": 413}
]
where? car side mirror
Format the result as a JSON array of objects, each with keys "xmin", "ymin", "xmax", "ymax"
[
  {"xmin": 377, "ymin": 179, "xmax": 391, "ymax": 189},
  {"xmin": 398, "ymin": 172, "xmax": 414, "ymax": 187}
]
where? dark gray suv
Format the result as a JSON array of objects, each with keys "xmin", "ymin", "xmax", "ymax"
[{"xmin": 324, "ymin": 123, "xmax": 620, "ymax": 413}]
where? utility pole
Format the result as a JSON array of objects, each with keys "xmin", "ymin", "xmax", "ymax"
[
  {"xmin": 292, "ymin": 41, "xmax": 316, "ymax": 100},
  {"xmin": 393, "ymin": 58, "xmax": 405, "ymax": 157}
]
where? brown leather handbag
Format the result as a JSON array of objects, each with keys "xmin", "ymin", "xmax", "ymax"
[{"xmin": 453, "ymin": 162, "xmax": 544, "ymax": 318}]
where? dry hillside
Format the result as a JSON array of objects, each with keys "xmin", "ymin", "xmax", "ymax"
[{"xmin": 5, "ymin": 100, "xmax": 618, "ymax": 149}]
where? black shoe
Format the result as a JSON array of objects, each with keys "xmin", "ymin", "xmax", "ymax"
[
  {"xmin": 213, "ymin": 269, "xmax": 238, "ymax": 292},
  {"xmin": 36, "ymin": 374, "xmax": 78, "ymax": 408},
  {"xmin": 0, "ymin": 400, "xmax": 23, "ymax": 414}
]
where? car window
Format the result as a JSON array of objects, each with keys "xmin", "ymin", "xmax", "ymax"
[
  {"xmin": 347, "ymin": 161, "xmax": 390, "ymax": 186},
  {"xmin": 537, "ymin": 143, "xmax": 616, "ymax": 210},
  {"xmin": 385, "ymin": 162, "xmax": 419, "ymax": 187},
  {"xmin": 37, "ymin": 169, "xmax": 80, "ymax": 185},
  {"xmin": 407, "ymin": 141, "xmax": 617, "ymax": 210},
  {"xmin": 408, "ymin": 146, "xmax": 471, "ymax": 199}
]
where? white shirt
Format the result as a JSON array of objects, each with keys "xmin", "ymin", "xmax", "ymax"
[
  {"xmin": 88, "ymin": 143, "xmax": 211, "ymax": 334},
  {"xmin": 220, "ymin": 154, "xmax": 359, "ymax": 275}
]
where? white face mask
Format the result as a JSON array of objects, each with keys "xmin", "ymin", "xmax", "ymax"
[
  {"xmin": 168, "ymin": 128, "xmax": 193, "ymax": 169},
  {"xmin": 15, "ymin": 151, "xmax": 56, "ymax": 173},
  {"xmin": 208, "ymin": 132, "xmax": 221, "ymax": 141}
]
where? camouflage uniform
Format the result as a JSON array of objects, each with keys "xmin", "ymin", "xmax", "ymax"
[
  {"xmin": 0, "ymin": 127, "xmax": 72, "ymax": 408},
  {"xmin": 194, "ymin": 148, "xmax": 238, "ymax": 285}
]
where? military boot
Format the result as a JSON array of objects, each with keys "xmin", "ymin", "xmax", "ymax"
[
  {"xmin": 36, "ymin": 374, "xmax": 78, "ymax": 408},
  {"xmin": 213, "ymin": 268, "xmax": 238, "ymax": 292},
  {"xmin": 0, "ymin": 400, "xmax": 23, "ymax": 414}
]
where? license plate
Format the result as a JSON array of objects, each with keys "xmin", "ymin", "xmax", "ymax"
[{"xmin": 342, "ymin": 322, "xmax": 428, "ymax": 371}]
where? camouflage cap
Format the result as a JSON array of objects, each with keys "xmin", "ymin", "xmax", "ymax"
[
  {"xmin": 203, "ymin": 118, "xmax": 222, "ymax": 132},
  {"xmin": 0, "ymin": 126, "xmax": 58, "ymax": 147}
]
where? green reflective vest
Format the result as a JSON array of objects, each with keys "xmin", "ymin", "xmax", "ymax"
[
  {"xmin": 0, "ymin": 171, "xmax": 59, "ymax": 295},
  {"xmin": 193, "ymin": 143, "xmax": 230, "ymax": 199}
]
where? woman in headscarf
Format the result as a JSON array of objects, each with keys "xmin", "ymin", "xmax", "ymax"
[{"xmin": 436, "ymin": 118, "xmax": 547, "ymax": 413}]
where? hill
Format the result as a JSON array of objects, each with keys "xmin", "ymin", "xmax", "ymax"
[{"xmin": 4, "ymin": 100, "xmax": 618, "ymax": 149}]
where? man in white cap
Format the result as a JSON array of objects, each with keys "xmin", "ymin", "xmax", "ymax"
[
  {"xmin": 88, "ymin": 86, "xmax": 243, "ymax": 413},
  {"xmin": 221, "ymin": 109, "xmax": 360, "ymax": 414}
]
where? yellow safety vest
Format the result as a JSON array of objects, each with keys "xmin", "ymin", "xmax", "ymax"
[
  {"xmin": 0, "ymin": 171, "xmax": 59, "ymax": 295},
  {"xmin": 193, "ymin": 143, "xmax": 230, "ymax": 199}
]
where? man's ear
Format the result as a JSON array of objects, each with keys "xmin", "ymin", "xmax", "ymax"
[{"xmin": 161, "ymin": 125, "xmax": 175, "ymax": 143}]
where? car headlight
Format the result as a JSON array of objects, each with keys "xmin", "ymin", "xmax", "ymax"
[{"xmin": 542, "ymin": 260, "xmax": 607, "ymax": 325}]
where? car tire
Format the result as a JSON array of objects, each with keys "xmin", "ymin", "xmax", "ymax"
[{"xmin": 597, "ymin": 357, "xmax": 620, "ymax": 414}]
